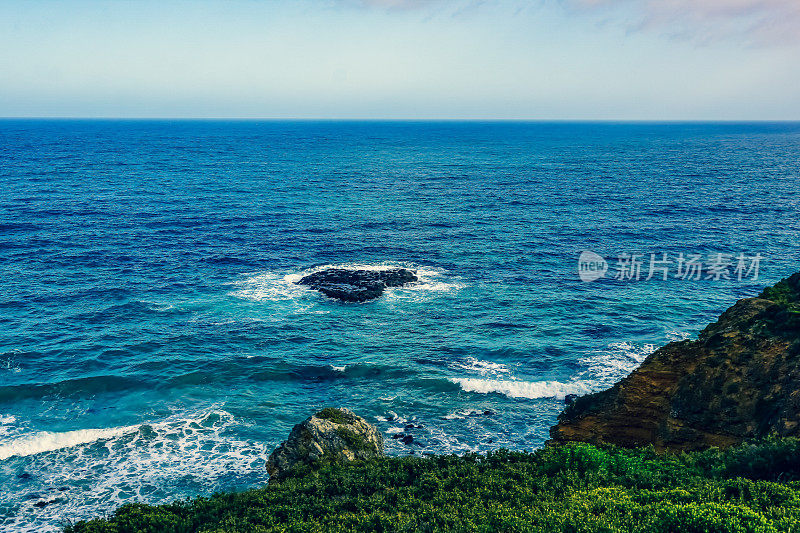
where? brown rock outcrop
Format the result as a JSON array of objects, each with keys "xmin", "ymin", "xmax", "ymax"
[{"xmin": 550, "ymin": 272, "xmax": 800, "ymax": 452}]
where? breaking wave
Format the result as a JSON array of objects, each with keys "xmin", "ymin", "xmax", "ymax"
[
  {"xmin": 448, "ymin": 357, "xmax": 511, "ymax": 377},
  {"xmin": 0, "ymin": 425, "xmax": 140, "ymax": 461},
  {"xmin": 0, "ymin": 409, "xmax": 270, "ymax": 533},
  {"xmin": 450, "ymin": 377, "xmax": 593, "ymax": 400},
  {"xmin": 578, "ymin": 340, "xmax": 656, "ymax": 389}
]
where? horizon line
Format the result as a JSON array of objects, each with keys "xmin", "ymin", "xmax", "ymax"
[{"xmin": 2, "ymin": 117, "xmax": 800, "ymax": 123}]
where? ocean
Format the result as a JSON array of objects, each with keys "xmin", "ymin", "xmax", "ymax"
[{"xmin": 1, "ymin": 120, "xmax": 799, "ymax": 531}]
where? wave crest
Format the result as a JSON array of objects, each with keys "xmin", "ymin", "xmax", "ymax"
[
  {"xmin": 0, "ymin": 425, "xmax": 140, "ymax": 461},
  {"xmin": 1, "ymin": 409, "xmax": 270, "ymax": 532},
  {"xmin": 448, "ymin": 357, "xmax": 511, "ymax": 377},
  {"xmin": 450, "ymin": 377, "xmax": 593, "ymax": 400}
]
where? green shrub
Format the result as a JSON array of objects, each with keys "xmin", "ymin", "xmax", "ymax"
[
  {"xmin": 760, "ymin": 275, "xmax": 800, "ymax": 308},
  {"xmin": 315, "ymin": 407, "xmax": 357, "ymax": 425},
  {"xmin": 334, "ymin": 427, "xmax": 374, "ymax": 452},
  {"xmin": 692, "ymin": 437, "xmax": 800, "ymax": 481},
  {"xmin": 65, "ymin": 439, "xmax": 800, "ymax": 533}
]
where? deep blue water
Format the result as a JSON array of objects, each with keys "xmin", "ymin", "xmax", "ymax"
[{"xmin": 1, "ymin": 120, "xmax": 799, "ymax": 531}]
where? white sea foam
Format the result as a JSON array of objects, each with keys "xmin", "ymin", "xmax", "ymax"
[
  {"xmin": 666, "ymin": 330, "xmax": 692, "ymax": 342},
  {"xmin": 375, "ymin": 411, "xmax": 399, "ymax": 422},
  {"xmin": 449, "ymin": 357, "xmax": 511, "ymax": 377},
  {"xmin": 229, "ymin": 270, "xmax": 312, "ymax": 302},
  {"xmin": 578, "ymin": 341, "xmax": 655, "ymax": 389},
  {"xmin": 229, "ymin": 262, "xmax": 463, "ymax": 304},
  {"xmin": 450, "ymin": 377, "xmax": 593, "ymax": 400},
  {"xmin": 1, "ymin": 350, "xmax": 22, "ymax": 373},
  {"xmin": 0, "ymin": 424, "xmax": 140, "ymax": 461},
  {"xmin": 0, "ymin": 414, "xmax": 18, "ymax": 438},
  {"xmin": 330, "ymin": 365, "xmax": 347, "ymax": 372},
  {"xmin": 1, "ymin": 408, "xmax": 270, "ymax": 533},
  {"xmin": 443, "ymin": 408, "xmax": 492, "ymax": 420},
  {"xmin": 143, "ymin": 301, "xmax": 177, "ymax": 312},
  {"xmin": 444, "ymin": 340, "xmax": 657, "ymax": 404},
  {"xmin": 376, "ymin": 409, "xmax": 487, "ymax": 456},
  {"xmin": 382, "ymin": 264, "xmax": 465, "ymax": 301}
]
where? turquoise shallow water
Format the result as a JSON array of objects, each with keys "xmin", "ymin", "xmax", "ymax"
[{"xmin": 1, "ymin": 120, "xmax": 799, "ymax": 531}]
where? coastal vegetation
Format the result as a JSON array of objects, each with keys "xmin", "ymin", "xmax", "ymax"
[{"xmin": 66, "ymin": 437, "xmax": 800, "ymax": 532}]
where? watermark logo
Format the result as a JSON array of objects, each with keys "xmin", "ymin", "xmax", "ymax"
[
  {"xmin": 578, "ymin": 250, "xmax": 609, "ymax": 282},
  {"xmin": 578, "ymin": 251, "xmax": 762, "ymax": 283}
]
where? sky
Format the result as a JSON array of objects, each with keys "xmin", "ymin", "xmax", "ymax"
[{"xmin": 0, "ymin": 0, "xmax": 798, "ymax": 120}]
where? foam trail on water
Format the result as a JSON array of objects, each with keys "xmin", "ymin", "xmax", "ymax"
[
  {"xmin": 0, "ymin": 414, "xmax": 18, "ymax": 438},
  {"xmin": 450, "ymin": 378, "xmax": 593, "ymax": 400},
  {"xmin": 449, "ymin": 357, "xmax": 511, "ymax": 376},
  {"xmin": 443, "ymin": 408, "xmax": 494, "ymax": 420},
  {"xmin": 228, "ymin": 270, "xmax": 312, "ymax": 302},
  {"xmin": 1, "ymin": 350, "xmax": 22, "ymax": 373}
]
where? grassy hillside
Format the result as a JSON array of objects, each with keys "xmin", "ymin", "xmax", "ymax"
[{"xmin": 65, "ymin": 438, "xmax": 800, "ymax": 533}]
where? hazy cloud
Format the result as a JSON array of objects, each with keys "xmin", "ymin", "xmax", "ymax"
[
  {"xmin": 569, "ymin": 0, "xmax": 800, "ymax": 45},
  {"xmin": 345, "ymin": 0, "xmax": 437, "ymax": 8},
  {"xmin": 344, "ymin": 0, "xmax": 800, "ymax": 45}
]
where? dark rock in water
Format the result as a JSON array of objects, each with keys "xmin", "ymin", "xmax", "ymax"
[
  {"xmin": 564, "ymin": 394, "xmax": 578, "ymax": 405},
  {"xmin": 297, "ymin": 268, "xmax": 417, "ymax": 302},
  {"xmin": 138, "ymin": 424, "xmax": 157, "ymax": 440},
  {"xmin": 390, "ymin": 432, "xmax": 417, "ymax": 445},
  {"xmin": 550, "ymin": 272, "xmax": 800, "ymax": 452},
  {"xmin": 267, "ymin": 408, "xmax": 383, "ymax": 482}
]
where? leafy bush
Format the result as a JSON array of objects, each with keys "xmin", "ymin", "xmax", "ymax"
[
  {"xmin": 315, "ymin": 407, "xmax": 358, "ymax": 425},
  {"xmin": 65, "ymin": 439, "xmax": 800, "ymax": 533},
  {"xmin": 691, "ymin": 437, "xmax": 800, "ymax": 481},
  {"xmin": 335, "ymin": 427, "xmax": 374, "ymax": 452},
  {"xmin": 760, "ymin": 274, "xmax": 800, "ymax": 308}
]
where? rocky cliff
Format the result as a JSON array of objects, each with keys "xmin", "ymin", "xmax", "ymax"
[{"xmin": 550, "ymin": 272, "xmax": 800, "ymax": 451}]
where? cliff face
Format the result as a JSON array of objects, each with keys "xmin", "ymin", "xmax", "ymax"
[{"xmin": 550, "ymin": 272, "xmax": 800, "ymax": 452}]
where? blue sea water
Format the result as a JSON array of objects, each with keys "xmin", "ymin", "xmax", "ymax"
[{"xmin": 1, "ymin": 120, "xmax": 799, "ymax": 531}]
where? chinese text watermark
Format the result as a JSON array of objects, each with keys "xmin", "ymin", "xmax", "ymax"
[{"xmin": 578, "ymin": 251, "xmax": 762, "ymax": 283}]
